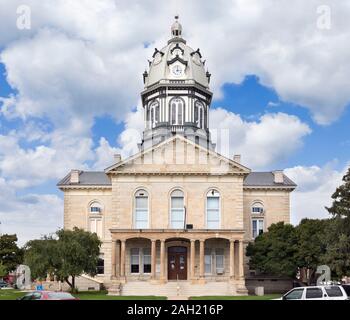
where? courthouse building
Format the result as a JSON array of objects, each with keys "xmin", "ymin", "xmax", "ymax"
[{"xmin": 58, "ymin": 17, "xmax": 296, "ymax": 296}]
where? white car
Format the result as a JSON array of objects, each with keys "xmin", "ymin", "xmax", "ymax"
[{"xmin": 279, "ymin": 285, "xmax": 349, "ymax": 300}]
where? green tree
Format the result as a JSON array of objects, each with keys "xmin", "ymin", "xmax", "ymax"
[
  {"xmin": 24, "ymin": 228, "xmax": 101, "ymax": 291},
  {"xmin": 0, "ymin": 234, "xmax": 23, "ymax": 272},
  {"xmin": 246, "ymin": 222, "xmax": 298, "ymax": 277},
  {"xmin": 0, "ymin": 262, "xmax": 7, "ymax": 280}
]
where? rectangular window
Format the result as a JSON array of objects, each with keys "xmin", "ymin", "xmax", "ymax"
[
  {"xmin": 207, "ymin": 197, "xmax": 220, "ymax": 229},
  {"xmin": 97, "ymin": 254, "xmax": 104, "ymax": 275},
  {"xmin": 130, "ymin": 248, "xmax": 140, "ymax": 274},
  {"xmin": 215, "ymin": 248, "xmax": 224, "ymax": 274},
  {"xmin": 89, "ymin": 218, "xmax": 103, "ymax": 239},
  {"xmin": 306, "ymin": 288, "xmax": 323, "ymax": 299},
  {"xmin": 143, "ymin": 248, "xmax": 151, "ymax": 274},
  {"xmin": 252, "ymin": 219, "xmax": 264, "ymax": 238},
  {"xmin": 135, "ymin": 196, "xmax": 148, "ymax": 229},
  {"xmin": 171, "ymin": 197, "xmax": 184, "ymax": 228},
  {"xmin": 204, "ymin": 248, "xmax": 212, "ymax": 274}
]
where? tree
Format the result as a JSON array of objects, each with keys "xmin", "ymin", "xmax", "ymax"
[
  {"xmin": 0, "ymin": 262, "xmax": 7, "ymax": 280},
  {"xmin": 246, "ymin": 222, "xmax": 299, "ymax": 277},
  {"xmin": 24, "ymin": 228, "xmax": 101, "ymax": 291},
  {"xmin": 0, "ymin": 234, "xmax": 23, "ymax": 273}
]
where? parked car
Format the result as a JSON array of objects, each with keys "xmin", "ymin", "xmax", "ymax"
[
  {"xmin": 278, "ymin": 285, "xmax": 349, "ymax": 300},
  {"xmin": 0, "ymin": 280, "xmax": 9, "ymax": 288},
  {"xmin": 17, "ymin": 291, "xmax": 79, "ymax": 300}
]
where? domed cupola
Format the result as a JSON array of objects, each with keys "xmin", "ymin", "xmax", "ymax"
[{"xmin": 140, "ymin": 16, "xmax": 215, "ymax": 151}]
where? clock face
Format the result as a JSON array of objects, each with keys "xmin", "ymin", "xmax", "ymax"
[{"xmin": 172, "ymin": 65, "xmax": 183, "ymax": 76}]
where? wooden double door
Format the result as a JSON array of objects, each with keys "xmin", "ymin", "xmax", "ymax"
[{"xmin": 168, "ymin": 246, "xmax": 187, "ymax": 280}]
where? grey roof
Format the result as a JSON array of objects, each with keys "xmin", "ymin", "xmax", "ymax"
[
  {"xmin": 57, "ymin": 171, "xmax": 111, "ymax": 187},
  {"xmin": 58, "ymin": 170, "xmax": 296, "ymax": 188},
  {"xmin": 243, "ymin": 172, "xmax": 296, "ymax": 188}
]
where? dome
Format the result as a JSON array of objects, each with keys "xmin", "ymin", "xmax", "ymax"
[{"xmin": 144, "ymin": 17, "xmax": 210, "ymax": 89}]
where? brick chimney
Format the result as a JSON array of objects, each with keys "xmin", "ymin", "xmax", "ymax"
[
  {"xmin": 233, "ymin": 154, "xmax": 241, "ymax": 164},
  {"xmin": 273, "ymin": 170, "xmax": 284, "ymax": 184},
  {"xmin": 114, "ymin": 154, "xmax": 122, "ymax": 163},
  {"xmin": 70, "ymin": 170, "xmax": 80, "ymax": 184}
]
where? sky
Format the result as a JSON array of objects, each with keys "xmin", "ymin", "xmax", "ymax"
[{"xmin": 0, "ymin": 0, "xmax": 349, "ymax": 245}]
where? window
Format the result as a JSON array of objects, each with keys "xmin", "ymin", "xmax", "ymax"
[
  {"xmin": 90, "ymin": 202, "xmax": 102, "ymax": 214},
  {"xmin": 215, "ymin": 248, "xmax": 224, "ymax": 274},
  {"xmin": 149, "ymin": 101, "xmax": 159, "ymax": 128},
  {"xmin": 134, "ymin": 190, "xmax": 149, "ymax": 229},
  {"xmin": 89, "ymin": 218, "xmax": 103, "ymax": 239},
  {"xmin": 143, "ymin": 248, "xmax": 151, "ymax": 274},
  {"xmin": 252, "ymin": 202, "xmax": 264, "ymax": 214},
  {"xmin": 170, "ymin": 190, "xmax": 185, "ymax": 228},
  {"xmin": 130, "ymin": 248, "xmax": 140, "ymax": 274},
  {"xmin": 204, "ymin": 248, "xmax": 212, "ymax": 274},
  {"xmin": 284, "ymin": 288, "xmax": 304, "ymax": 300},
  {"xmin": 306, "ymin": 288, "xmax": 323, "ymax": 299},
  {"xmin": 97, "ymin": 255, "xmax": 104, "ymax": 275},
  {"xmin": 206, "ymin": 190, "xmax": 220, "ymax": 229},
  {"xmin": 170, "ymin": 98, "xmax": 184, "ymax": 125},
  {"xmin": 325, "ymin": 286, "xmax": 343, "ymax": 297},
  {"xmin": 194, "ymin": 101, "xmax": 205, "ymax": 129},
  {"xmin": 252, "ymin": 219, "xmax": 264, "ymax": 238}
]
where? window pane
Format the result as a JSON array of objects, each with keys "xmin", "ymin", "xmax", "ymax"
[
  {"xmin": 306, "ymin": 288, "xmax": 323, "ymax": 299},
  {"xmin": 325, "ymin": 286, "xmax": 343, "ymax": 297},
  {"xmin": 207, "ymin": 197, "xmax": 219, "ymax": 209},
  {"xmin": 215, "ymin": 249, "xmax": 224, "ymax": 270},
  {"xmin": 143, "ymin": 248, "xmax": 151, "ymax": 273},
  {"xmin": 285, "ymin": 289, "xmax": 304, "ymax": 300},
  {"xmin": 136, "ymin": 197, "xmax": 147, "ymax": 209},
  {"xmin": 171, "ymin": 197, "xmax": 183, "ymax": 208},
  {"xmin": 207, "ymin": 209, "xmax": 219, "ymax": 221},
  {"xmin": 207, "ymin": 221, "xmax": 220, "ymax": 229},
  {"xmin": 252, "ymin": 220, "xmax": 258, "ymax": 238},
  {"xmin": 205, "ymin": 250, "xmax": 212, "ymax": 274},
  {"xmin": 131, "ymin": 248, "xmax": 140, "ymax": 274}
]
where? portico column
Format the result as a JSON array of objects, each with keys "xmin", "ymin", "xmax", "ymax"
[
  {"xmin": 199, "ymin": 240, "xmax": 205, "ymax": 279},
  {"xmin": 160, "ymin": 240, "xmax": 166, "ymax": 281},
  {"xmin": 120, "ymin": 240, "xmax": 126, "ymax": 278},
  {"xmin": 190, "ymin": 240, "xmax": 196, "ymax": 280},
  {"xmin": 111, "ymin": 240, "xmax": 116, "ymax": 278},
  {"xmin": 239, "ymin": 240, "xmax": 245, "ymax": 279},
  {"xmin": 151, "ymin": 240, "xmax": 157, "ymax": 279},
  {"xmin": 229, "ymin": 240, "xmax": 235, "ymax": 279}
]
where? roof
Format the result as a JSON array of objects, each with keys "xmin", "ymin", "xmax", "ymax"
[
  {"xmin": 58, "ymin": 170, "xmax": 296, "ymax": 189},
  {"xmin": 243, "ymin": 172, "xmax": 297, "ymax": 188},
  {"xmin": 57, "ymin": 171, "xmax": 111, "ymax": 187}
]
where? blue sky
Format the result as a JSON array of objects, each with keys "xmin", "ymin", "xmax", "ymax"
[{"xmin": 0, "ymin": 0, "xmax": 349, "ymax": 244}]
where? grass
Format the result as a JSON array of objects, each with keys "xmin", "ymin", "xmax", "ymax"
[
  {"xmin": 1, "ymin": 289, "xmax": 280, "ymax": 300},
  {"xmin": 190, "ymin": 294, "xmax": 281, "ymax": 300}
]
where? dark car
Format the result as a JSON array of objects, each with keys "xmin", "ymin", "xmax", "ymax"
[
  {"xmin": 17, "ymin": 291, "xmax": 79, "ymax": 300},
  {"xmin": 0, "ymin": 280, "xmax": 9, "ymax": 288},
  {"xmin": 341, "ymin": 284, "xmax": 350, "ymax": 297}
]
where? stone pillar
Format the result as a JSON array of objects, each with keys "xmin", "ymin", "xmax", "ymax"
[
  {"xmin": 239, "ymin": 240, "xmax": 244, "ymax": 279},
  {"xmin": 229, "ymin": 240, "xmax": 235, "ymax": 279},
  {"xmin": 199, "ymin": 240, "xmax": 205, "ymax": 279},
  {"xmin": 120, "ymin": 240, "xmax": 126, "ymax": 278},
  {"xmin": 160, "ymin": 240, "xmax": 166, "ymax": 282},
  {"xmin": 190, "ymin": 240, "xmax": 196, "ymax": 280},
  {"xmin": 111, "ymin": 240, "xmax": 116, "ymax": 278},
  {"xmin": 151, "ymin": 240, "xmax": 157, "ymax": 280}
]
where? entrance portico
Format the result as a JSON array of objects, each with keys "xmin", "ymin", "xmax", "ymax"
[{"xmin": 110, "ymin": 229, "xmax": 246, "ymax": 286}]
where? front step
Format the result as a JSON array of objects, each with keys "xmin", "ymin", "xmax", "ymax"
[{"xmin": 120, "ymin": 281, "xmax": 239, "ymax": 297}]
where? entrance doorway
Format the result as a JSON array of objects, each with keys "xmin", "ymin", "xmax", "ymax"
[{"xmin": 168, "ymin": 246, "xmax": 187, "ymax": 280}]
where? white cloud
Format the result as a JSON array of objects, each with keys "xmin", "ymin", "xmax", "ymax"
[
  {"xmin": 0, "ymin": 178, "xmax": 63, "ymax": 246},
  {"xmin": 285, "ymin": 163, "xmax": 348, "ymax": 224},
  {"xmin": 210, "ymin": 108, "xmax": 311, "ymax": 169}
]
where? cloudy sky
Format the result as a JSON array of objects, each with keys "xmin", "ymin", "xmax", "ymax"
[{"xmin": 0, "ymin": 0, "xmax": 349, "ymax": 245}]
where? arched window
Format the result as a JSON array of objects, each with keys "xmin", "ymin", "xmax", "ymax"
[
  {"xmin": 170, "ymin": 190, "xmax": 185, "ymax": 228},
  {"xmin": 251, "ymin": 202, "xmax": 264, "ymax": 215},
  {"xmin": 89, "ymin": 201, "xmax": 103, "ymax": 238},
  {"xmin": 206, "ymin": 189, "xmax": 220, "ymax": 229},
  {"xmin": 170, "ymin": 98, "xmax": 184, "ymax": 125},
  {"xmin": 149, "ymin": 101, "xmax": 159, "ymax": 128},
  {"xmin": 90, "ymin": 202, "xmax": 102, "ymax": 214},
  {"xmin": 134, "ymin": 190, "xmax": 149, "ymax": 229},
  {"xmin": 194, "ymin": 101, "xmax": 205, "ymax": 129}
]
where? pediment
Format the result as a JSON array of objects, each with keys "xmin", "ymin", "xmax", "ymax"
[{"xmin": 105, "ymin": 136, "xmax": 251, "ymax": 176}]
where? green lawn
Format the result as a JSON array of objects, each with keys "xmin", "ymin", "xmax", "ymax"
[{"xmin": 190, "ymin": 294, "xmax": 281, "ymax": 300}]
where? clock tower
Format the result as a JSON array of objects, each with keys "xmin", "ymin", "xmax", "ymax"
[{"xmin": 140, "ymin": 16, "xmax": 215, "ymax": 150}]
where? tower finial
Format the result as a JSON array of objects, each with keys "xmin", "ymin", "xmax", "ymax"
[{"xmin": 171, "ymin": 15, "xmax": 182, "ymax": 37}]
